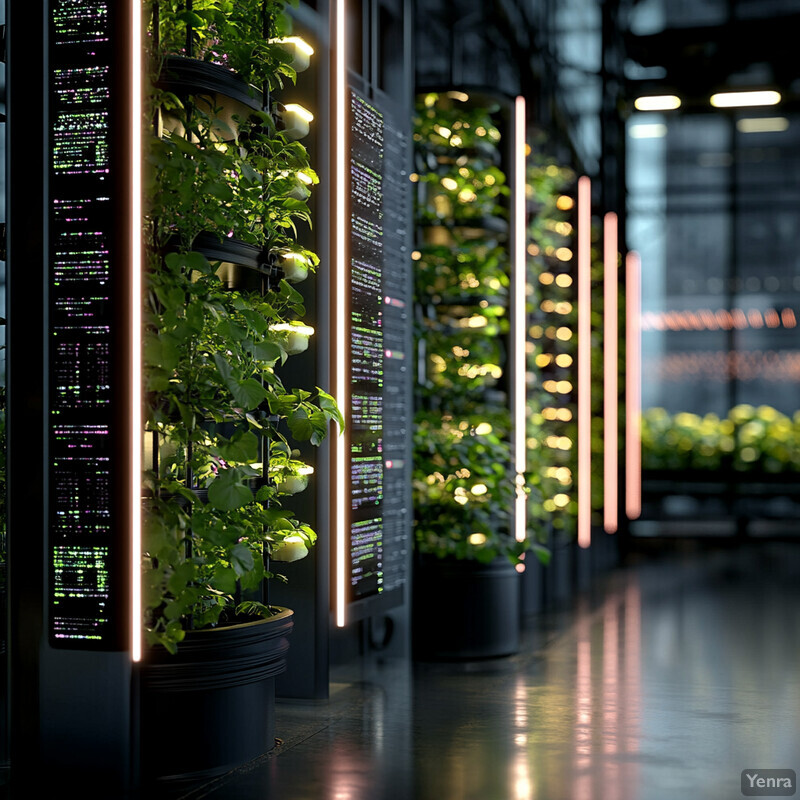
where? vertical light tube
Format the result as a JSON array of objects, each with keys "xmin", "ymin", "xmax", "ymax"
[
  {"xmin": 333, "ymin": 0, "xmax": 348, "ymax": 627},
  {"xmin": 513, "ymin": 96, "xmax": 527, "ymax": 543},
  {"xmin": 130, "ymin": 0, "xmax": 143, "ymax": 662},
  {"xmin": 625, "ymin": 252, "xmax": 642, "ymax": 520},
  {"xmin": 603, "ymin": 213, "xmax": 618, "ymax": 534},
  {"xmin": 577, "ymin": 177, "xmax": 592, "ymax": 548}
]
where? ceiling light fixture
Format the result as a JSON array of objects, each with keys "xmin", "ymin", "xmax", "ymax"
[
  {"xmin": 633, "ymin": 95, "xmax": 681, "ymax": 111},
  {"xmin": 710, "ymin": 90, "xmax": 781, "ymax": 108}
]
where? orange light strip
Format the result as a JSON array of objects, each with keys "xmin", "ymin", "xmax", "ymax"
[
  {"xmin": 513, "ymin": 96, "xmax": 527, "ymax": 543},
  {"xmin": 651, "ymin": 349, "xmax": 800, "ymax": 381},
  {"xmin": 333, "ymin": 0, "xmax": 348, "ymax": 628},
  {"xmin": 130, "ymin": 0, "xmax": 143, "ymax": 662},
  {"xmin": 603, "ymin": 213, "xmax": 618, "ymax": 534},
  {"xmin": 641, "ymin": 306, "xmax": 797, "ymax": 332},
  {"xmin": 625, "ymin": 252, "xmax": 642, "ymax": 521},
  {"xmin": 577, "ymin": 176, "xmax": 591, "ymax": 548}
]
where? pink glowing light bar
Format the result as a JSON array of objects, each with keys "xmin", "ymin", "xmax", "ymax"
[
  {"xmin": 577, "ymin": 177, "xmax": 591, "ymax": 548},
  {"xmin": 625, "ymin": 252, "xmax": 642, "ymax": 521},
  {"xmin": 603, "ymin": 213, "xmax": 618, "ymax": 535}
]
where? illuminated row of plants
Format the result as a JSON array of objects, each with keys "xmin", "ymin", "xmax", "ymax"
[
  {"xmin": 642, "ymin": 405, "xmax": 800, "ymax": 473},
  {"xmin": 525, "ymin": 156, "xmax": 578, "ymax": 536},
  {"xmin": 412, "ymin": 92, "xmax": 528, "ymax": 565}
]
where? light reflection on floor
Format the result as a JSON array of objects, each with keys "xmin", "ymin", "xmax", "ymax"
[{"xmin": 177, "ymin": 542, "xmax": 800, "ymax": 800}]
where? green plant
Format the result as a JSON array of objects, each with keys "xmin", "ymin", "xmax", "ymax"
[
  {"xmin": 642, "ymin": 405, "xmax": 800, "ymax": 473},
  {"xmin": 412, "ymin": 94, "xmax": 540, "ymax": 565},
  {"xmin": 154, "ymin": 0, "xmax": 301, "ymax": 91},
  {"xmin": 414, "ymin": 243, "xmax": 509, "ymax": 301},
  {"xmin": 143, "ymin": 0, "xmax": 341, "ymax": 653},
  {"xmin": 148, "ymin": 97, "xmax": 319, "ymax": 263},
  {"xmin": 525, "ymin": 156, "xmax": 578, "ymax": 535},
  {"xmin": 412, "ymin": 412, "xmax": 537, "ymax": 564},
  {"xmin": 416, "ymin": 165, "xmax": 509, "ymax": 224}
]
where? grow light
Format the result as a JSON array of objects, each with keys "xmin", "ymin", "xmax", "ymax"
[
  {"xmin": 280, "ymin": 104, "xmax": 314, "ymax": 140},
  {"xmin": 333, "ymin": 0, "xmax": 348, "ymax": 629},
  {"xmin": 625, "ymin": 251, "xmax": 642, "ymax": 521},
  {"xmin": 269, "ymin": 323, "xmax": 315, "ymax": 336},
  {"xmin": 577, "ymin": 176, "xmax": 591, "ymax": 549},
  {"xmin": 513, "ymin": 95, "xmax": 527, "ymax": 543},
  {"xmin": 130, "ymin": 0, "xmax": 143, "ymax": 663},
  {"xmin": 603, "ymin": 212, "xmax": 618, "ymax": 535},
  {"xmin": 268, "ymin": 37, "xmax": 314, "ymax": 73}
]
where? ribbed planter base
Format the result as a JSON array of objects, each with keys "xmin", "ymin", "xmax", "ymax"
[
  {"xmin": 138, "ymin": 609, "xmax": 293, "ymax": 787},
  {"xmin": 412, "ymin": 556, "xmax": 520, "ymax": 660}
]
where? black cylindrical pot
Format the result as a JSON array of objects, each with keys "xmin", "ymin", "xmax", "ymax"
[
  {"xmin": 138, "ymin": 609, "xmax": 293, "ymax": 787},
  {"xmin": 412, "ymin": 555, "xmax": 520, "ymax": 660}
]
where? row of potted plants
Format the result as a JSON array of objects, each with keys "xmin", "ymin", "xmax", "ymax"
[{"xmin": 525, "ymin": 156, "xmax": 578, "ymax": 538}]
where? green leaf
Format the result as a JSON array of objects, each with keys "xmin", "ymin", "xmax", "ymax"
[
  {"xmin": 255, "ymin": 484, "xmax": 276, "ymax": 503},
  {"xmin": 210, "ymin": 566, "xmax": 237, "ymax": 594},
  {"xmin": 204, "ymin": 181, "xmax": 234, "ymax": 201},
  {"xmin": 250, "ymin": 340, "xmax": 282, "ymax": 363},
  {"xmin": 166, "ymin": 562, "xmax": 196, "ymax": 597},
  {"xmin": 175, "ymin": 10, "xmax": 206, "ymax": 28},
  {"xmin": 317, "ymin": 387, "xmax": 344, "ymax": 428},
  {"xmin": 287, "ymin": 408, "xmax": 314, "ymax": 440},
  {"xmin": 183, "ymin": 251, "xmax": 212, "ymax": 274},
  {"xmin": 144, "ymin": 334, "xmax": 179, "ymax": 372},
  {"xmin": 219, "ymin": 431, "xmax": 259, "ymax": 463},
  {"xmin": 229, "ymin": 378, "xmax": 269, "ymax": 410},
  {"xmin": 278, "ymin": 280, "xmax": 304, "ymax": 305},
  {"xmin": 230, "ymin": 543, "xmax": 255, "ymax": 576},
  {"xmin": 212, "ymin": 352, "xmax": 233, "ymax": 383},
  {"xmin": 207, "ymin": 469, "xmax": 253, "ymax": 510}
]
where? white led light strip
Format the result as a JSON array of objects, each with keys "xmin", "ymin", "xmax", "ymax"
[
  {"xmin": 333, "ymin": 0, "xmax": 348, "ymax": 628},
  {"xmin": 577, "ymin": 176, "xmax": 591, "ymax": 549},
  {"xmin": 513, "ymin": 96, "xmax": 527, "ymax": 544},
  {"xmin": 130, "ymin": 0, "xmax": 143, "ymax": 662}
]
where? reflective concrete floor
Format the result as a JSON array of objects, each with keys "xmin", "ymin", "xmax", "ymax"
[{"xmin": 176, "ymin": 541, "xmax": 800, "ymax": 800}]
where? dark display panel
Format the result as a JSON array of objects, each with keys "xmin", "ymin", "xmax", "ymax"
[
  {"xmin": 350, "ymin": 91, "xmax": 385, "ymax": 599},
  {"xmin": 348, "ymin": 89, "xmax": 410, "ymax": 604},
  {"xmin": 379, "ymin": 109, "xmax": 411, "ymax": 594},
  {"xmin": 48, "ymin": 0, "xmax": 117, "ymax": 646}
]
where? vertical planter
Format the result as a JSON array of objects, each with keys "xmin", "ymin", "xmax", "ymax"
[
  {"xmin": 411, "ymin": 92, "xmax": 526, "ymax": 660},
  {"xmin": 138, "ymin": 609, "xmax": 293, "ymax": 788},
  {"xmin": 412, "ymin": 555, "xmax": 520, "ymax": 660}
]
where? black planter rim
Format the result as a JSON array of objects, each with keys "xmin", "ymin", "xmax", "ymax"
[
  {"xmin": 156, "ymin": 55, "xmax": 263, "ymax": 111},
  {"xmin": 140, "ymin": 607, "xmax": 294, "ymax": 690},
  {"xmin": 191, "ymin": 231, "xmax": 269, "ymax": 271},
  {"xmin": 185, "ymin": 605, "xmax": 292, "ymax": 636}
]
